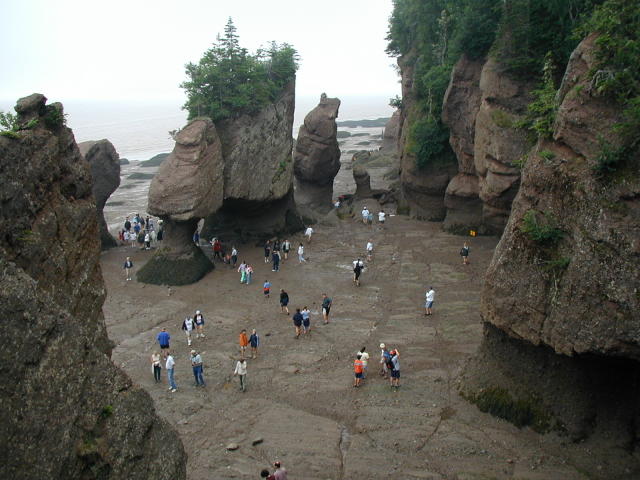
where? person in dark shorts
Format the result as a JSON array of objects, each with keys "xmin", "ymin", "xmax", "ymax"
[
  {"xmin": 389, "ymin": 349, "xmax": 401, "ymax": 389},
  {"xmin": 263, "ymin": 280, "xmax": 271, "ymax": 298},
  {"xmin": 279, "ymin": 289, "xmax": 290, "ymax": 314},
  {"xmin": 157, "ymin": 328, "xmax": 170, "ymax": 356},
  {"xmin": 460, "ymin": 242, "xmax": 470, "ymax": 265},
  {"xmin": 292, "ymin": 308, "xmax": 303, "ymax": 338},
  {"xmin": 353, "ymin": 354, "xmax": 364, "ymax": 387},
  {"xmin": 321, "ymin": 293, "xmax": 332, "ymax": 324},
  {"xmin": 264, "ymin": 240, "xmax": 271, "ymax": 264},
  {"xmin": 301, "ymin": 306, "xmax": 311, "ymax": 334},
  {"xmin": 353, "ymin": 258, "xmax": 363, "ymax": 286}
]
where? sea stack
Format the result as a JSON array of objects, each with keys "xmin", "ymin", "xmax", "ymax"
[
  {"xmin": 294, "ymin": 93, "xmax": 341, "ymax": 214},
  {"xmin": 78, "ymin": 139, "xmax": 121, "ymax": 249},
  {"xmin": 0, "ymin": 93, "xmax": 186, "ymax": 479},
  {"xmin": 139, "ymin": 117, "xmax": 224, "ymax": 285}
]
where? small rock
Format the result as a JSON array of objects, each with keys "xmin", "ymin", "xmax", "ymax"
[
  {"xmin": 226, "ymin": 443, "xmax": 239, "ymax": 451},
  {"xmin": 252, "ymin": 437, "xmax": 264, "ymax": 446}
]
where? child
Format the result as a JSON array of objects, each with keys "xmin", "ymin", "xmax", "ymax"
[
  {"xmin": 263, "ymin": 280, "xmax": 271, "ymax": 298},
  {"xmin": 249, "ymin": 329, "xmax": 259, "ymax": 358},
  {"xmin": 239, "ymin": 329, "xmax": 249, "ymax": 359}
]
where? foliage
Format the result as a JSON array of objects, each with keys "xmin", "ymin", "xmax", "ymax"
[
  {"xmin": 593, "ymin": 138, "xmax": 627, "ymax": 177},
  {"xmin": 43, "ymin": 104, "xmax": 66, "ymax": 129},
  {"xmin": 539, "ymin": 149, "xmax": 556, "ymax": 161},
  {"xmin": 181, "ymin": 18, "xmax": 299, "ymax": 122},
  {"xmin": 521, "ymin": 54, "xmax": 559, "ymax": 139},
  {"xmin": 100, "ymin": 405, "xmax": 113, "ymax": 419},
  {"xmin": 389, "ymin": 95, "xmax": 403, "ymax": 109},
  {"xmin": 0, "ymin": 110, "xmax": 18, "ymax": 131},
  {"xmin": 408, "ymin": 116, "xmax": 454, "ymax": 169},
  {"xmin": 520, "ymin": 209, "xmax": 564, "ymax": 245}
]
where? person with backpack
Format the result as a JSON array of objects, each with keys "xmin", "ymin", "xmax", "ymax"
[
  {"xmin": 460, "ymin": 242, "xmax": 470, "ymax": 265},
  {"xmin": 353, "ymin": 354, "xmax": 364, "ymax": 388},
  {"xmin": 123, "ymin": 256, "xmax": 133, "ymax": 281},
  {"xmin": 182, "ymin": 316, "xmax": 194, "ymax": 346},
  {"xmin": 249, "ymin": 329, "xmax": 260, "ymax": 358}
]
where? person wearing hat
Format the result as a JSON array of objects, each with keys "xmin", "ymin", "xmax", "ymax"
[
  {"xmin": 194, "ymin": 310, "xmax": 205, "ymax": 337},
  {"xmin": 379, "ymin": 343, "xmax": 390, "ymax": 378},
  {"xmin": 190, "ymin": 349, "xmax": 205, "ymax": 387}
]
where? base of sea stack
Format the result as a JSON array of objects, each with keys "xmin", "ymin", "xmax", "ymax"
[
  {"xmin": 460, "ymin": 323, "xmax": 640, "ymax": 476},
  {"xmin": 137, "ymin": 246, "xmax": 213, "ymax": 286}
]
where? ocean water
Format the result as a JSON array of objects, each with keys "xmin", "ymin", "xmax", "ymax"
[{"xmin": 60, "ymin": 95, "xmax": 395, "ymax": 161}]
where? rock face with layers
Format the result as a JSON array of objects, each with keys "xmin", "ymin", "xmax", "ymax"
[
  {"xmin": 464, "ymin": 35, "xmax": 640, "ymax": 442},
  {"xmin": 381, "ymin": 109, "xmax": 401, "ymax": 154},
  {"xmin": 0, "ymin": 94, "xmax": 186, "ymax": 480},
  {"xmin": 293, "ymin": 93, "xmax": 341, "ymax": 213},
  {"xmin": 352, "ymin": 164, "xmax": 373, "ymax": 198},
  {"xmin": 79, "ymin": 140, "xmax": 121, "ymax": 249},
  {"xmin": 140, "ymin": 117, "xmax": 224, "ymax": 285}
]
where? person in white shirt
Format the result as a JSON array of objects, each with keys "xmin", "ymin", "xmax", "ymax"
[
  {"xmin": 304, "ymin": 226, "xmax": 314, "ymax": 243},
  {"xmin": 166, "ymin": 354, "xmax": 177, "ymax": 392},
  {"xmin": 378, "ymin": 210, "xmax": 386, "ymax": 223},
  {"xmin": 233, "ymin": 358, "xmax": 248, "ymax": 392},
  {"xmin": 425, "ymin": 287, "xmax": 435, "ymax": 316},
  {"xmin": 358, "ymin": 347, "xmax": 370, "ymax": 378},
  {"xmin": 361, "ymin": 207, "xmax": 370, "ymax": 224},
  {"xmin": 297, "ymin": 243, "xmax": 306, "ymax": 263},
  {"xmin": 182, "ymin": 316, "xmax": 194, "ymax": 346},
  {"xmin": 366, "ymin": 240, "xmax": 374, "ymax": 261}
]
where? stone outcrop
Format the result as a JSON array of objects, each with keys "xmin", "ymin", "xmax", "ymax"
[
  {"xmin": 352, "ymin": 165, "xmax": 372, "ymax": 198},
  {"xmin": 201, "ymin": 80, "xmax": 302, "ymax": 241},
  {"xmin": 140, "ymin": 117, "xmax": 224, "ymax": 285},
  {"xmin": 381, "ymin": 109, "xmax": 401, "ymax": 154},
  {"xmin": 441, "ymin": 56, "xmax": 484, "ymax": 232},
  {"xmin": 464, "ymin": 35, "xmax": 640, "ymax": 442},
  {"xmin": 294, "ymin": 93, "xmax": 341, "ymax": 213},
  {"xmin": 0, "ymin": 94, "xmax": 186, "ymax": 480},
  {"xmin": 79, "ymin": 140, "xmax": 121, "ymax": 249}
]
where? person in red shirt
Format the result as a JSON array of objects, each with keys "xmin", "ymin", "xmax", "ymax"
[
  {"xmin": 239, "ymin": 329, "xmax": 249, "ymax": 359},
  {"xmin": 353, "ymin": 354, "xmax": 364, "ymax": 387}
]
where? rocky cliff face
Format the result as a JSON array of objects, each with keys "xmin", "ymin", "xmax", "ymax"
[
  {"xmin": 463, "ymin": 35, "xmax": 640, "ymax": 443},
  {"xmin": 0, "ymin": 94, "xmax": 186, "ymax": 479},
  {"xmin": 79, "ymin": 140, "xmax": 121, "ymax": 249},
  {"xmin": 293, "ymin": 93, "xmax": 341, "ymax": 214},
  {"xmin": 381, "ymin": 109, "xmax": 401, "ymax": 154}
]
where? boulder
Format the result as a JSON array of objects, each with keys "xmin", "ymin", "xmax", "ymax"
[
  {"xmin": 78, "ymin": 140, "xmax": 120, "ymax": 249},
  {"xmin": 140, "ymin": 117, "xmax": 224, "ymax": 285},
  {"xmin": 352, "ymin": 165, "xmax": 373, "ymax": 198},
  {"xmin": 294, "ymin": 93, "xmax": 341, "ymax": 213},
  {"xmin": 0, "ymin": 94, "xmax": 186, "ymax": 479},
  {"xmin": 381, "ymin": 110, "xmax": 401, "ymax": 154}
]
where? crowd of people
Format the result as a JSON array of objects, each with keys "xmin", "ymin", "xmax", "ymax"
[{"xmin": 118, "ymin": 213, "xmax": 163, "ymax": 250}]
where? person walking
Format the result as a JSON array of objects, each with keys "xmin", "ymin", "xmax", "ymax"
[
  {"xmin": 238, "ymin": 261, "xmax": 247, "ymax": 284},
  {"xmin": 190, "ymin": 350, "xmax": 205, "ymax": 387},
  {"xmin": 263, "ymin": 280, "xmax": 271, "ymax": 299},
  {"xmin": 260, "ymin": 470, "xmax": 275, "ymax": 480},
  {"xmin": 272, "ymin": 250, "xmax": 280, "ymax": 272},
  {"xmin": 239, "ymin": 329, "xmax": 249, "ymax": 359},
  {"xmin": 366, "ymin": 240, "xmax": 374, "ymax": 261},
  {"xmin": 282, "ymin": 239, "xmax": 291, "ymax": 260},
  {"xmin": 321, "ymin": 293, "xmax": 332, "ymax": 324},
  {"xmin": 358, "ymin": 347, "xmax": 369, "ymax": 378},
  {"xmin": 194, "ymin": 310, "xmax": 206, "ymax": 337},
  {"xmin": 279, "ymin": 289, "xmax": 290, "ymax": 315},
  {"xmin": 460, "ymin": 242, "xmax": 470, "ymax": 265},
  {"xmin": 353, "ymin": 258, "xmax": 364, "ymax": 286},
  {"xmin": 233, "ymin": 358, "xmax": 248, "ymax": 392},
  {"xmin": 425, "ymin": 287, "xmax": 435, "ymax": 316},
  {"xmin": 123, "ymin": 257, "xmax": 133, "ymax": 281},
  {"xmin": 292, "ymin": 308, "xmax": 303, "ymax": 339},
  {"xmin": 249, "ymin": 329, "xmax": 259, "ymax": 358},
  {"xmin": 353, "ymin": 354, "xmax": 364, "ymax": 387},
  {"xmin": 151, "ymin": 351, "xmax": 162, "ymax": 383},
  {"xmin": 246, "ymin": 264, "xmax": 253, "ymax": 284},
  {"xmin": 144, "ymin": 230, "xmax": 151, "ymax": 250},
  {"xmin": 273, "ymin": 461, "xmax": 288, "ymax": 480},
  {"xmin": 378, "ymin": 209, "xmax": 386, "ymax": 224},
  {"xmin": 389, "ymin": 349, "xmax": 401, "ymax": 389},
  {"xmin": 157, "ymin": 328, "xmax": 170, "ymax": 355},
  {"xmin": 361, "ymin": 206, "xmax": 370, "ymax": 225},
  {"xmin": 301, "ymin": 306, "xmax": 311, "ymax": 334},
  {"xmin": 181, "ymin": 316, "xmax": 195, "ymax": 346},
  {"xmin": 231, "ymin": 246, "xmax": 238, "ymax": 267},
  {"xmin": 304, "ymin": 226, "xmax": 314, "ymax": 243},
  {"xmin": 166, "ymin": 353, "xmax": 177, "ymax": 392},
  {"xmin": 297, "ymin": 243, "xmax": 306, "ymax": 263},
  {"xmin": 124, "ymin": 216, "xmax": 131, "ymax": 232},
  {"xmin": 380, "ymin": 343, "xmax": 390, "ymax": 378},
  {"xmin": 264, "ymin": 240, "xmax": 271, "ymax": 264}
]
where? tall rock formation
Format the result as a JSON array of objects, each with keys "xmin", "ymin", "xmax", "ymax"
[
  {"xmin": 381, "ymin": 109, "xmax": 401, "ymax": 154},
  {"xmin": 463, "ymin": 35, "xmax": 640, "ymax": 445},
  {"xmin": 140, "ymin": 117, "xmax": 224, "ymax": 285},
  {"xmin": 293, "ymin": 93, "xmax": 341, "ymax": 214},
  {"xmin": 78, "ymin": 140, "xmax": 121, "ymax": 249},
  {"xmin": 201, "ymin": 80, "xmax": 302, "ymax": 240},
  {"xmin": 0, "ymin": 94, "xmax": 186, "ymax": 479}
]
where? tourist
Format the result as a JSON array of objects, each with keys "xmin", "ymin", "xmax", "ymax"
[
  {"xmin": 166, "ymin": 353, "xmax": 177, "ymax": 392},
  {"xmin": 353, "ymin": 354, "xmax": 364, "ymax": 387},
  {"xmin": 249, "ymin": 329, "xmax": 259, "ymax": 358},
  {"xmin": 233, "ymin": 357, "xmax": 247, "ymax": 392},
  {"xmin": 292, "ymin": 308, "xmax": 303, "ymax": 338},
  {"xmin": 157, "ymin": 327, "xmax": 170, "ymax": 355},
  {"xmin": 272, "ymin": 249, "xmax": 280, "ymax": 272},
  {"xmin": 273, "ymin": 461, "xmax": 288, "ymax": 480},
  {"xmin": 211, "ymin": 238, "xmax": 222, "ymax": 262},
  {"xmin": 123, "ymin": 256, "xmax": 133, "ymax": 281},
  {"xmin": 368, "ymin": 211, "xmax": 374, "ymax": 224},
  {"xmin": 238, "ymin": 261, "xmax": 247, "ymax": 283},
  {"xmin": 321, "ymin": 293, "xmax": 332, "ymax": 324},
  {"xmin": 137, "ymin": 229, "xmax": 145, "ymax": 249},
  {"xmin": 194, "ymin": 310, "xmax": 206, "ymax": 337},
  {"xmin": 378, "ymin": 209, "xmax": 386, "ymax": 224},
  {"xmin": 264, "ymin": 240, "xmax": 271, "ymax": 263},
  {"xmin": 124, "ymin": 216, "xmax": 131, "ymax": 232},
  {"xmin": 389, "ymin": 349, "xmax": 401, "ymax": 389},
  {"xmin": 181, "ymin": 316, "xmax": 194, "ymax": 346},
  {"xmin": 231, "ymin": 246, "xmax": 238, "ymax": 267},
  {"xmin": 460, "ymin": 242, "xmax": 470, "ymax": 265},
  {"xmin": 239, "ymin": 329, "xmax": 249, "ymax": 359},
  {"xmin": 366, "ymin": 240, "xmax": 374, "ymax": 261},
  {"xmin": 359, "ymin": 346, "xmax": 369, "ymax": 378},
  {"xmin": 144, "ymin": 230, "xmax": 151, "ymax": 250},
  {"xmin": 304, "ymin": 225, "xmax": 314, "ymax": 243},
  {"xmin": 301, "ymin": 306, "xmax": 311, "ymax": 334},
  {"xmin": 151, "ymin": 351, "xmax": 162, "ymax": 383},
  {"xmin": 297, "ymin": 243, "xmax": 306, "ymax": 263},
  {"xmin": 263, "ymin": 280, "xmax": 271, "ymax": 299},
  {"xmin": 190, "ymin": 349, "xmax": 205, "ymax": 387},
  {"xmin": 380, "ymin": 343, "xmax": 390, "ymax": 377},
  {"xmin": 273, "ymin": 239, "xmax": 281, "ymax": 254},
  {"xmin": 246, "ymin": 264, "xmax": 253, "ymax": 284},
  {"xmin": 192, "ymin": 229, "xmax": 200, "ymax": 245},
  {"xmin": 361, "ymin": 206, "xmax": 369, "ymax": 224},
  {"xmin": 353, "ymin": 258, "xmax": 363, "ymax": 286},
  {"xmin": 279, "ymin": 289, "xmax": 290, "ymax": 315},
  {"xmin": 260, "ymin": 469, "xmax": 275, "ymax": 480},
  {"xmin": 134, "ymin": 221, "xmax": 141, "ymax": 234},
  {"xmin": 425, "ymin": 287, "xmax": 435, "ymax": 316},
  {"xmin": 282, "ymin": 239, "xmax": 291, "ymax": 260},
  {"xmin": 128, "ymin": 230, "xmax": 137, "ymax": 248}
]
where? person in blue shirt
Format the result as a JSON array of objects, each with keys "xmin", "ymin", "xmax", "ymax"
[
  {"xmin": 263, "ymin": 280, "xmax": 271, "ymax": 298},
  {"xmin": 249, "ymin": 329, "xmax": 260, "ymax": 359},
  {"xmin": 157, "ymin": 328, "xmax": 170, "ymax": 355}
]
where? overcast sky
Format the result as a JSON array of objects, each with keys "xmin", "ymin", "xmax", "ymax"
[{"xmin": 0, "ymin": 0, "xmax": 400, "ymax": 104}]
